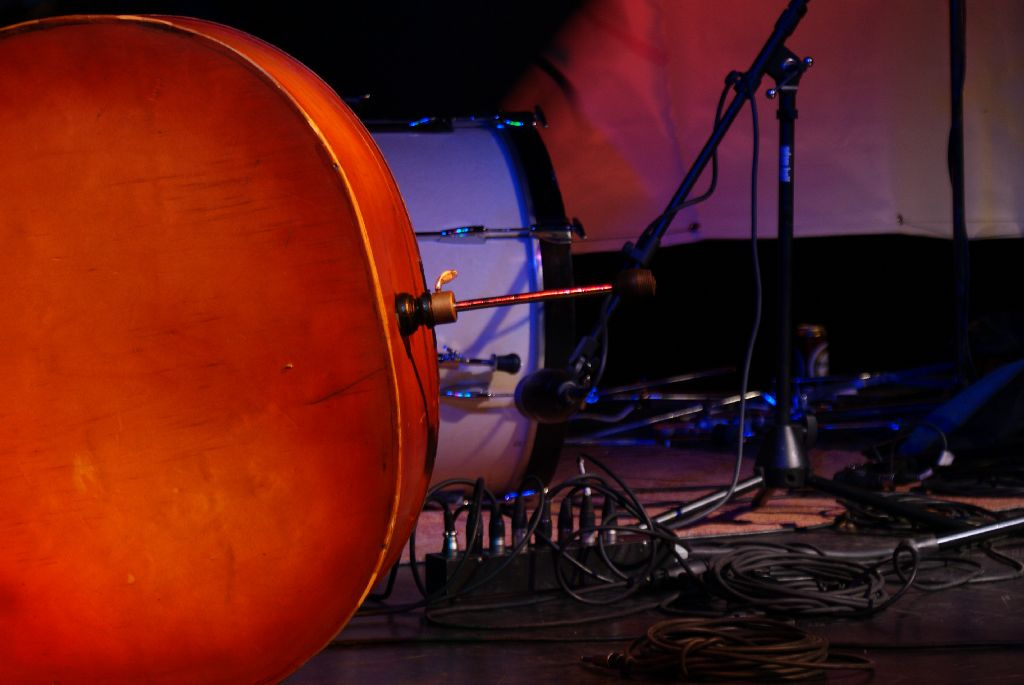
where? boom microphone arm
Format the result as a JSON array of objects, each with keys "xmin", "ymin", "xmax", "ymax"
[{"xmin": 518, "ymin": 0, "xmax": 812, "ymax": 423}]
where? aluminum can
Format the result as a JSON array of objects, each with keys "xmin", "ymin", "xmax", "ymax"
[{"xmin": 796, "ymin": 324, "xmax": 829, "ymax": 378}]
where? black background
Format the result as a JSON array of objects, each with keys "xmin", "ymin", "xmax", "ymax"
[{"xmin": 0, "ymin": 0, "xmax": 581, "ymax": 118}]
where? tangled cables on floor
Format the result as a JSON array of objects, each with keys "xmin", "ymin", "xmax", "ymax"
[
  {"xmin": 698, "ymin": 541, "xmax": 918, "ymax": 617},
  {"xmin": 355, "ymin": 436, "xmax": 1024, "ymax": 642},
  {"xmin": 582, "ymin": 616, "xmax": 873, "ymax": 681}
]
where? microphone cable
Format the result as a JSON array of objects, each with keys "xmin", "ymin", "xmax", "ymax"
[
  {"xmin": 581, "ymin": 616, "xmax": 874, "ymax": 681},
  {"xmin": 525, "ymin": 74, "xmax": 737, "ymax": 423},
  {"xmin": 657, "ymin": 70, "xmax": 763, "ymax": 530}
]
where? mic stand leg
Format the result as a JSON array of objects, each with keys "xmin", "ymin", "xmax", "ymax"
[{"xmin": 652, "ymin": 475, "xmax": 764, "ymax": 530}]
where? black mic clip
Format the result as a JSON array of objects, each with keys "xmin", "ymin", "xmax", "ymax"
[
  {"xmin": 513, "ymin": 269, "xmax": 653, "ymax": 423},
  {"xmin": 513, "ymin": 368, "xmax": 587, "ymax": 424},
  {"xmin": 514, "ymin": 334, "xmax": 598, "ymax": 424}
]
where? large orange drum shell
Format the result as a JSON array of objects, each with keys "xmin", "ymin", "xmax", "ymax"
[{"xmin": 0, "ymin": 14, "xmax": 437, "ymax": 685}]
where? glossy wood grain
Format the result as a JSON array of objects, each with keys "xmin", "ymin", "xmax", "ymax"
[
  {"xmin": 0, "ymin": 15, "xmax": 437, "ymax": 684},
  {"xmin": 163, "ymin": 15, "xmax": 438, "ymax": 575}
]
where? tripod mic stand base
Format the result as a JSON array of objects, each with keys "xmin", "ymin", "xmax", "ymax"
[{"xmin": 757, "ymin": 423, "xmax": 812, "ymax": 488}]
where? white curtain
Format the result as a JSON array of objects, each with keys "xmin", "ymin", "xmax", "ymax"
[{"xmin": 503, "ymin": 0, "xmax": 1024, "ymax": 253}]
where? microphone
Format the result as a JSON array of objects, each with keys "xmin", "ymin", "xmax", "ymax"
[
  {"xmin": 511, "ymin": 268, "xmax": 656, "ymax": 423},
  {"xmin": 514, "ymin": 367, "xmax": 588, "ymax": 424}
]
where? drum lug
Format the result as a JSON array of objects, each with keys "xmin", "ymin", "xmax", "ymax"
[
  {"xmin": 438, "ymin": 346, "xmax": 522, "ymax": 375},
  {"xmin": 441, "ymin": 385, "xmax": 512, "ymax": 400}
]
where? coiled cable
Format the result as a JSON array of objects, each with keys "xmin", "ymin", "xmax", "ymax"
[{"xmin": 581, "ymin": 616, "xmax": 873, "ymax": 681}]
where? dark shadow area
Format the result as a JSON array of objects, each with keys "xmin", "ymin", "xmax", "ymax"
[
  {"xmin": 573, "ymin": 235, "xmax": 1024, "ymax": 391},
  {"xmin": 0, "ymin": 0, "xmax": 582, "ymax": 118}
]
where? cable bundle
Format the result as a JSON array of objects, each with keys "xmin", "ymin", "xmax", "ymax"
[
  {"xmin": 838, "ymin": 491, "xmax": 998, "ymax": 532},
  {"xmin": 921, "ymin": 461, "xmax": 1024, "ymax": 498},
  {"xmin": 704, "ymin": 543, "xmax": 896, "ymax": 616},
  {"xmin": 583, "ymin": 616, "xmax": 872, "ymax": 681}
]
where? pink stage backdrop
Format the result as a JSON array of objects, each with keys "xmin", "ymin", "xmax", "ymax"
[{"xmin": 503, "ymin": 0, "xmax": 1024, "ymax": 253}]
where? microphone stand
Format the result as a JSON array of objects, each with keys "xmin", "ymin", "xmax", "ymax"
[
  {"xmin": 559, "ymin": 0, "xmax": 812, "ymax": 399},
  {"xmin": 744, "ymin": 14, "xmax": 1002, "ymax": 538},
  {"xmin": 583, "ymin": 1, "xmax": 1024, "ymax": 550},
  {"xmin": 755, "ymin": 47, "xmax": 810, "ymax": 489},
  {"xmin": 657, "ymin": 36, "xmax": 962, "ymax": 526},
  {"xmin": 949, "ymin": 0, "xmax": 972, "ymax": 387}
]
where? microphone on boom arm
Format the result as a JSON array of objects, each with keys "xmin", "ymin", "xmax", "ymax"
[
  {"xmin": 515, "ymin": 268, "xmax": 655, "ymax": 424},
  {"xmin": 514, "ymin": 345, "xmax": 595, "ymax": 424}
]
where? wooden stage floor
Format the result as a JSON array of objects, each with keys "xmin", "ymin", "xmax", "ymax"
[{"xmin": 285, "ymin": 442, "xmax": 1024, "ymax": 684}]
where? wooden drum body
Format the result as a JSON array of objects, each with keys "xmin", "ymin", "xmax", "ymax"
[{"xmin": 0, "ymin": 15, "xmax": 437, "ymax": 684}]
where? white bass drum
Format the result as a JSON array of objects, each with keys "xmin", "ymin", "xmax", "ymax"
[{"xmin": 370, "ymin": 116, "xmax": 574, "ymax": 495}]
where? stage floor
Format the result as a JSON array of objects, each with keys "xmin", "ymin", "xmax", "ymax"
[{"xmin": 285, "ymin": 442, "xmax": 1024, "ymax": 684}]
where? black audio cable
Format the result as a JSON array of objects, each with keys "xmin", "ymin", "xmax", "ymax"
[
  {"xmin": 696, "ymin": 540, "xmax": 921, "ymax": 618},
  {"xmin": 581, "ymin": 616, "xmax": 873, "ymax": 681}
]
